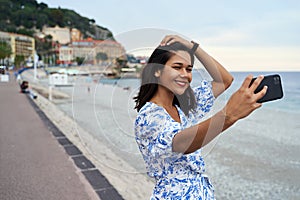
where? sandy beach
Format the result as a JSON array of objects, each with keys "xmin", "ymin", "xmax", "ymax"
[{"xmin": 24, "ymin": 69, "xmax": 300, "ymax": 200}]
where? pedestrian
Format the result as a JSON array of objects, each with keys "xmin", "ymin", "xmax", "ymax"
[
  {"xmin": 134, "ymin": 35, "xmax": 267, "ymax": 199},
  {"xmin": 20, "ymin": 80, "xmax": 37, "ymax": 99},
  {"xmin": 85, "ymin": 75, "xmax": 92, "ymax": 93},
  {"xmin": 20, "ymin": 80, "xmax": 29, "ymax": 93}
]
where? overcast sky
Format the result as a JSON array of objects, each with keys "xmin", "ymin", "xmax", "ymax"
[{"xmin": 38, "ymin": 0, "xmax": 300, "ymax": 71}]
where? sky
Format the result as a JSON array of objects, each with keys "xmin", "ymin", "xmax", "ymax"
[{"xmin": 37, "ymin": 0, "xmax": 300, "ymax": 71}]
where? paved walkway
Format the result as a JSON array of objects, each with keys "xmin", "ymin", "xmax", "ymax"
[{"xmin": 0, "ymin": 77, "xmax": 123, "ymax": 200}]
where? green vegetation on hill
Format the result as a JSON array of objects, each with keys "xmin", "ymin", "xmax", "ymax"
[{"xmin": 0, "ymin": 0, "xmax": 113, "ymax": 40}]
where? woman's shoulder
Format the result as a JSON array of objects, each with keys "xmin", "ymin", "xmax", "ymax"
[
  {"xmin": 192, "ymin": 80, "xmax": 212, "ymax": 92},
  {"xmin": 135, "ymin": 102, "xmax": 165, "ymax": 122},
  {"xmin": 192, "ymin": 80, "xmax": 215, "ymax": 100},
  {"xmin": 138, "ymin": 102, "xmax": 161, "ymax": 115},
  {"xmin": 135, "ymin": 102, "xmax": 170, "ymax": 136}
]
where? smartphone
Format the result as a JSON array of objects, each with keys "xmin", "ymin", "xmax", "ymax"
[{"xmin": 250, "ymin": 74, "xmax": 284, "ymax": 103}]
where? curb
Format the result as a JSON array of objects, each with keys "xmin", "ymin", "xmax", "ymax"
[{"xmin": 26, "ymin": 95, "xmax": 124, "ymax": 200}]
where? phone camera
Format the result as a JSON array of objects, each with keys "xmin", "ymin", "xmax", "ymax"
[{"xmin": 273, "ymin": 76, "xmax": 280, "ymax": 85}]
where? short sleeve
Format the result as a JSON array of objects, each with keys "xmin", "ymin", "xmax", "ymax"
[
  {"xmin": 135, "ymin": 104, "xmax": 182, "ymax": 171},
  {"xmin": 190, "ymin": 80, "xmax": 215, "ymax": 123}
]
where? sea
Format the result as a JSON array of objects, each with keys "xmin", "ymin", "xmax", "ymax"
[{"xmin": 99, "ymin": 70, "xmax": 300, "ymax": 115}]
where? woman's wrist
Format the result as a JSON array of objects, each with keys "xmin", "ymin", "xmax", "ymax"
[
  {"xmin": 190, "ymin": 41, "xmax": 199, "ymax": 54},
  {"xmin": 220, "ymin": 108, "xmax": 237, "ymax": 127}
]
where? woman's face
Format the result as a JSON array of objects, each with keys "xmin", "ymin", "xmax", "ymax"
[{"xmin": 158, "ymin": 50, "xmax": 193, "ymax": 95}]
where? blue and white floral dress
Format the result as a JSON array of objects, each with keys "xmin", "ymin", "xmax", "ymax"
[{"xmin": 135, "ymin": 80, "xmax": 216, "ymax": 200}]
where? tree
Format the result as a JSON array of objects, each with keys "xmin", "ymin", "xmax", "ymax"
[
  {"xmin": 75, "ymin": 57, "xmax": 85, "ymax": 65},
  {"xmin": 50, "ymin": 9, "xmax": 64, "ymax": 27},
  {"xmin": 89, "ymin": 19, "xmax": 96, "ymax": 24},
  {"xmin": 0, "ymin": 41, "xmax": 11, "ymax": 60},
  {"xmin": 96, "ymin": 52, "xmax": 108, "ymax": 62},
  {"xmin": 0, "ymin": 0, "xmax": 114, "ymax": 40},
  {"xmin": 15, "ymin": 55, "xmax": 25, "ymax": 69}
]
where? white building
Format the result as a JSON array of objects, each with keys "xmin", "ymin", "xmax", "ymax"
[{"xmin": 43, "ymin": 25, "xmax": 71, "ymax": 45}]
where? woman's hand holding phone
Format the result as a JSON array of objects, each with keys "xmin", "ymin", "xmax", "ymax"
[
  {"xmin": 250, "ymin": 74, "xmax": 284, "ymax": 103},
  {"xmin": 222, "ymin": 75, "xmax": 268, "ymax": 124}
]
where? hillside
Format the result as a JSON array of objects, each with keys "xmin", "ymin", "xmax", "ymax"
[{"xmin": 0, "ymin": 0, "xmax": 114, "ymax": 40}]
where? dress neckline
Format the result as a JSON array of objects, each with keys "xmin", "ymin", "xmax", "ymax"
[{"xmin": 147, "ymin": 102, "xmax": 182, "ymax": 124}]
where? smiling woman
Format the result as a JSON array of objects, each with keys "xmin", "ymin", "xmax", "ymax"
[{"xmin": 133, "ymin": 35, "xmax": 269, "ymax": 199}]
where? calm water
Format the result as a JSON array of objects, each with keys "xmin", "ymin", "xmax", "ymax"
[{"xmin": 99, "ymin": 71, "xmax": 300, "ymax": 114}]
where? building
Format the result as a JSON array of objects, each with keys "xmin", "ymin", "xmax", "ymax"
[
  {"xmin": 58, "ymin": 46, "xmax": 73, "ymax": 65},
  {"xmin": 43, "ymin": 25, "xmax": 71, "ymax": 45},
  {"xmin": 94, "ymin": 40, "xmax": 125, "ymax": 63},
  {"xmin": 39, "ymin": 26, "xmax": 125, "ymax": 66},
  {"xmin": 0, "ymin": 31, "xmax": 35, "ymax": 66},
  {"xmin": 70, "ymin": 28, "xmax": 83, "ymax": 42},
  {"xmin": 71, "ymin": 38, "xmax": 94, "ymax": 64},
  {"xmin": 70, "ymin": 38, "xmax": 126, "ymax": 65}
]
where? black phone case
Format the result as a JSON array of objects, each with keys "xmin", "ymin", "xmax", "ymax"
[{"xmin": 250, "ymin": 74, "xmax": 284, "ymax": 103}]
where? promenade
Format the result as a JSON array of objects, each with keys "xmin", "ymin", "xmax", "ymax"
[{"xmin": 0, "ymin": 77, "xmax": 123, "ymax": 200}]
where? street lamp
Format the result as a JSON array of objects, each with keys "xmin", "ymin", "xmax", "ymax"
[{"xmin": 33, "ymin": 51, "xmax": 39, "ymax": 81}]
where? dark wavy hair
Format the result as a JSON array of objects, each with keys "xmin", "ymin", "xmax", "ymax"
[{"xmin": 134, "ymin": 42, "xmax": 197, "ymax": 115}]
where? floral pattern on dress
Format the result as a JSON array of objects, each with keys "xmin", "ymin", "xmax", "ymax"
[{"xmin": 135, "ymin": 80, "xmax": 216, "ymax": 200}]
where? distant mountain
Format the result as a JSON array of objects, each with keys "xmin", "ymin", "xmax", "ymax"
[{"xmin": 0, "ymin": 0, "xmax": 114, "ymax": 40}]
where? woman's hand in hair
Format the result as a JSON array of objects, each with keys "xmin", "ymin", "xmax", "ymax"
[{"xmin": 160, "ymin": 35, "xmax": 193, "ymax": 49}]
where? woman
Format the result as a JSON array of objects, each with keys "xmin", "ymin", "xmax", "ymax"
[{"xmin": 134, "ymin": 35, "xmax": 267, "ymax": 199}]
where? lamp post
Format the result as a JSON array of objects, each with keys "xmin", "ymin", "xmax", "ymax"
[{"xmin": 33, "ymin": 51, "xmax": 39, "ymax": 81}]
